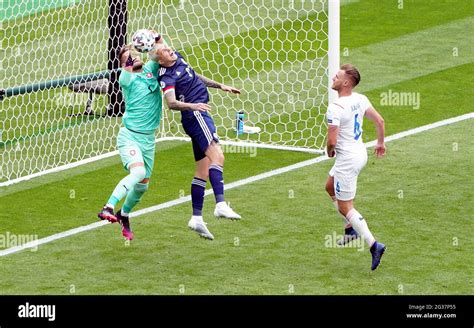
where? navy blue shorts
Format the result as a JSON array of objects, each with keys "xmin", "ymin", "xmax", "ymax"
[{"xmin": 182, "ymin": 111, "xmax": 219, "ymax": 161}]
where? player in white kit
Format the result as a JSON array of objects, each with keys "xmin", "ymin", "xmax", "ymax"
[{"xmin": 325, "ymin": 64, "xmax": 386, "ymax": 270}]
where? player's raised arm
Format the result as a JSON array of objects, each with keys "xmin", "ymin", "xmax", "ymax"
[
  {"xmin": 149, "ymin": 29, "xmax": 163, "ymax": 44},
  {"xmin": 196, "ymin": 74, "xmax": 241, "ymax": 94},
  {"xmin": 147, "ymin": 29, "xmax": 170, "ymax": 63},
  {"xmin": 162, "ymin": 88, "xmax": 210, "ymax": 112},
  {"xmin": 365, "ymin": 106, "xmax": 386, "ymax": 158}
]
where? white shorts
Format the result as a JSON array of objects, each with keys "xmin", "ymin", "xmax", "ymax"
[{"xmin": 329, "ymin": 152, "xmax": 368, "ymax": 201}]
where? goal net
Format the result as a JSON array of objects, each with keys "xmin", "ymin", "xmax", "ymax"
[{"xmin": 0, "ymin": 0, "xmax": 338, "ymax": 185}]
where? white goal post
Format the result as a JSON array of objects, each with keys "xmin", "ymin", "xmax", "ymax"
[{"xmin": 0, "ymin": 0, "xmax": 340, "ymax": 186}]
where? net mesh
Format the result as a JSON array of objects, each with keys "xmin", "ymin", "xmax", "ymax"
[{"xmin": 0, "ymin": 0, "xmax": 328, "ymax": 183}]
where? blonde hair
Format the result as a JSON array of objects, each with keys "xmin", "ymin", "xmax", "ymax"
[{"xmin": 341, "ymin": 64, "xmax": 361, "ymax": 87}]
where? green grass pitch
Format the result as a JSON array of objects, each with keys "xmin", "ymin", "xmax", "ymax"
[{"xmin": 0, "ymin": 0, "xmax": 473, "ymax": 295}]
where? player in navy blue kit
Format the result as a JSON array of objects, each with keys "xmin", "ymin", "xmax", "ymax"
[{"xmin": 155, "ymin": 43, "xmax": 241, "ymax": 240}]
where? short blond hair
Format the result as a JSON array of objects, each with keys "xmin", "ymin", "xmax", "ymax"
[{"xmin": 341, "ymin": 64, "xmax": 361, "ymax": 87}]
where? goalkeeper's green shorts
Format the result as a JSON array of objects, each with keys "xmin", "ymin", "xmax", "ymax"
[{"xmin": 117, "ymin": 127, "xmax": 156, "ymax": 178}]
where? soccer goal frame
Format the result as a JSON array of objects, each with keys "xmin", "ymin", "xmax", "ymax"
[
  {"xmin": 156, "ymin": 0, "xmax": 341, "ymax": 155},
  {"xmin": 0, "ymin": 0, "xmax": 340, "ymax": 186}
]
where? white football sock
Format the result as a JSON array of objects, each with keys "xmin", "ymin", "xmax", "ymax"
[
  {"xmin": 192, "ymin": 215, "xmax": 204, "ymax": 223},
  {"xmin": 346, "ymin": 208, "xmax": 375, "ymax": 246}
]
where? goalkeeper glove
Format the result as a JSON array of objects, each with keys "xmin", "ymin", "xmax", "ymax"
[{"xmin": 125, "ymin": 54, "xmax": 134, "ymax": 68}]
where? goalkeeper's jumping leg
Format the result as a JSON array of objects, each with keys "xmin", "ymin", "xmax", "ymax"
[
  {"xmin": 116, "ymin": 178, "xmax": 149, "ymax": 240},
  {"xmin": 98, "ymin": 163, "xmax": 146, "ymax": 228}
]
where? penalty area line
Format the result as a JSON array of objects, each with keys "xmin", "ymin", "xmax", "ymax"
[{"xmin": 0, "ymin": 112, "xmax": 472, "ymax": 257}]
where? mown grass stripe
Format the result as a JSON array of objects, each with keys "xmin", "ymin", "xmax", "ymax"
[
  {"xmin": 348, "ymin": 17, "xmax": 474, "ymax": 93},
  {"xmin": 1, "ymin": 112, "xmax": 471, "ymax": 257}
]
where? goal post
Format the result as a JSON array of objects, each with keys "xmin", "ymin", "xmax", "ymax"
[
  {"xmin": 328, "ymin": 0, "xmax": 340, "ymax": 105},
  {"xmin": 157, "ymin": 0, "xmax": 340, "ymax": 154},
  {"xmin": 0, "ymin": 0, "xmax": 339, "ymax": 186}
]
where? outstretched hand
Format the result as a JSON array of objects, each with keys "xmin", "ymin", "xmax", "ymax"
[
  {"xmin": 149, "ymin": 29, "xmax": 162, "ymax": 43},
  {"xmin": 125, "ymin": 54, "xmax": 134, "ymax": 68},
  {"xmin": 192, "ymin": 103, "xmax": 211, "ymax": 112},
  {"xmin": 221, "ymin": 85, "xmax": 241, "ymax": 94}
]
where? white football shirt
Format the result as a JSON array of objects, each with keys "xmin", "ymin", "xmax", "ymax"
[{"xmin": 326, "ymin": 92, "xmax": 373, "ymax": 158}]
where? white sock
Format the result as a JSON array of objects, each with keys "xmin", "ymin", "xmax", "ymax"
[
  {"xmin": 121, "ymin": 210, "xmax": 129, "ymax": 217},
  {"xmin": 346, "ymin": 208, "xmax": 375, "ymax": 246},
  {"xmin": 106, "ymin": 203, "xmax": 115, "ymax": 210},
  {"xmin": 332, "ymin": 197, "xmax": 351, "ymax": 228},
  {"xmin": 192, "ymin": 215, "xmax": 203, "ymax": 223}
]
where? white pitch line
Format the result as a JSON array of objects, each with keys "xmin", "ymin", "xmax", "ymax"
[
  {"xmin": 0, "ymin": 221, "xmax": 109, "ymax": 257},
  {"xmin": 0, "ymin": 112, "xmax": 472, "ymax": 257},
  {"xmin": 131, "ymin": 155, "xmax": 329, "ymax": 219},
  {"xmin": 0, "ymin": 137, "xmax": 189, "ymax": 188}
]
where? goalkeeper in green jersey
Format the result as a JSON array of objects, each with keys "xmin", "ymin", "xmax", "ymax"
[{"xmin": 97, "ymin": 31, "xmax": 164, "ymax": 240}]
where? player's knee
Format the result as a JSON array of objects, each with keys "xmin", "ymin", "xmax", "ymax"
[
  {"xmin": 130, "ymin": 165, "xmax": 147, "ymax": 182},
  {"xmin": 207, "ymin": 143, "xmax": 224, "ymax": 165},
  {"xmin": 213, "ymin": 148, "xmax": 225, "ymax": 165},
  {"xmin": 134, "ymin": 182, "xmax": 149, "ymax": 194},
  {"xmin": 338, "ymin": 203, "xmax": 352, "ymax": 217},
  {"xmin": 217, "ymin": 152, "xmax": 225, "ymax": 165},
  {"xmin": 338, "ymin": 208, "xmax": 348, "ymax": 217}
]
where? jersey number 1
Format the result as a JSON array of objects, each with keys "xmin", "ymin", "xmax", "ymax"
[{"xmin": 354, "ymin": 114, "xmax": 362, "ymax": 140}]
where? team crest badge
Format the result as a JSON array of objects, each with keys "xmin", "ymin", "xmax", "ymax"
[{"xmin": 146, "ymin": 72, "xmax": 153, "ymax": 78}]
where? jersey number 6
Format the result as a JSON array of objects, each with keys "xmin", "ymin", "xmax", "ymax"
[{"xmin": 354, "ymin": 114, "xmax": 362, "ymax": 140}]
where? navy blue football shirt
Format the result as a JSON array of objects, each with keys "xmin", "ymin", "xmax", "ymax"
[{"xmin": 158, "ymin": 51, "xmax": 210, "ymax": 119}]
